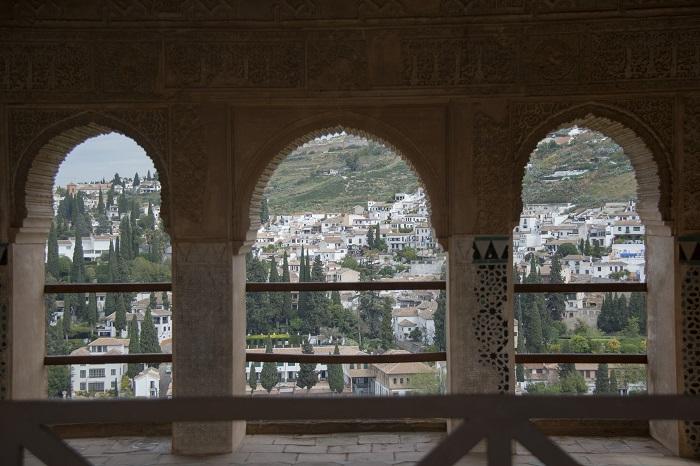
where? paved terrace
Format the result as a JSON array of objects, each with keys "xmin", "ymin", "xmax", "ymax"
[{"xmin": 24, "ymin": 434, "xmax": 700, "ymax": 466}]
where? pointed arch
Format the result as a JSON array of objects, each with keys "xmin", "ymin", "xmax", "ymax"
[
  {"xmin": 237, "ymin": 111, "xmax": 446, "ymax": 251},
  {"xmin": 10, "ymin": 110, "xmax": 171, "ymax": 239},
  {"xmin": 512, "ymin": 103, "xmax": 672, "ymax": 231}
]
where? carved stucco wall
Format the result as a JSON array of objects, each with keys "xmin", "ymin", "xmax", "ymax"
[
  {"xmin": 509, "ymin": 100, "xmax": 674, "ymax": 228},
  {"xmin": 7, "ymin": 108, "xmax": 171, "ymax": 236},
  {"xmin": 232, "ymin": 106, "xmax": 448, "ymax": 251}
]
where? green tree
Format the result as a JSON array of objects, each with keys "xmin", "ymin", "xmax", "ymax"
[
  {"xmin": 560, "ymin": 372, "xmax": 588, "ymax": 393},
  {"xmin": 140, "ymin": 308, "xmax": 161, "ymax": 365},
  {"xmin": 127, "ymin": 314, "xmax": 142, "ymax": 378},
  {"xmin": 569, "ymin": 334, "xmax": 591, "ymax": 353},
  {"xmin": 260, "ymin": 339, "xmax": 279, "ymax": 393},
  {"xmin": 47, "ymin": 222, "xmax": 60, "ymax": 280},
  {"xmin": 268, "ymin": 257, "xmax": 284, "ymax": 326},
  {"xmin": 628, "ymin": 292, "xmax": 647, "ymax": 335},
  {"xmin": 119, "ymin": 215, "xmax": 133, "ymax": 260},
  {"xmin": 280, "ymin": 252, "xmax": 292, "ymax": 325},
  {"xmin": 133, "ymin": 172, "xmax": 140, "ymax": 187},
  {"xmin": 366, "ymin": 226, "xmax": 375, "ymax": 249},
  {"xmin": 296, "ymin": 339, "xmax": 318, "ymax": 391},
  {"xmin": 434, "ymin": 289, "xmax": 446, "ymax": 351},
  {"xmin": 248, "ymin": 362, "xmax": 258, "ymax": 395},
  {"xmin": 594, "ymin": 363, "xmax": 610, "ymax": 394},
  {"xmin": 162, "ymin": 291, "xmax": 170, "ymax": 310},
  {"xmin": 260, "ymin": 198, "xmax": 270, "ymax": 225},
  {"xmin": 87, "ymin": 292, "xmax": 98, "ymax": 333},
  {"xmin": 380, "ymin": 297, "xmax": 395, "ymax": 349},
  {"xmin": 516, "ymin": 364, "xmax": 525, "ymax": 383},
  {"xmin": 546, "ymin": 255, "xmax": 565, "ymax": 321},
  {"xmin": 558, "ymin": 243, "xmax": 579, "ymax": 258},
  {"xmin": 328, "ymin": 344, "xmax": 345, "ymax": 394},
  {"xmin": 114, "ymin": 293, "xmax": 127, "ymax": 335},
  {"xmin": 609, "ymin": 369, "xmax": 619, "ymax": 394}
]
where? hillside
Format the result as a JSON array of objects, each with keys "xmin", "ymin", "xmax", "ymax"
[
  {"xmin": 522, "ymin": 128, "xmax": 636, "ymax": 206},
  {"xmin": 264, "ymin": 134, "xmax": 420, "ymax": 214},
  {"xmin": 263, "ymin": 129, "xmax": 637, "ymax": 215}
]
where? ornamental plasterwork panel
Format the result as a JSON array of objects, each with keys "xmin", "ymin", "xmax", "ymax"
[
  {"xmin": 473, "ymin": 111, "xmax": 512, "ymax": 234},
  {"xmin": 164, "ymin": 40, "xmax": 305, "ymax": 89},
  {"xmin": 683, "ymin": 97, "xmax": 700, "ymax": 231},
  {"xmin": 170, "ymin": 105, "xmax": 207, "ymax": 225}
]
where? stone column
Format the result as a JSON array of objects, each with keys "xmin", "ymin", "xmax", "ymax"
[
  {"xmin": 6, "ymin": 234, "xmax": 48, "ymax": 399},
  {"xmin": 674, "ymin": 235, "xmax": 700, "ymax": 457},
  {"xmin": 447, "ymin": 235, "xmax": 513, "ymax": 399},
  {"xmin": 171, "ymin": 242, "xmax": 246, "ymax": 455}
]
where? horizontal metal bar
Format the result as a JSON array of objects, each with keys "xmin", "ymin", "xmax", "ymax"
[
  {"xmin": 44, "ymin": 354, "xmax": 172, "ymax": 365},
  {"xmin": 246, "ymin": 281, "xmax": 446, "ymax": 292},
  {"xmin": 45, "ymin": 352, "xmax": 647, "ymax": 366},
  {"xmin": 4, "ymin": 395, "xmax": 700, "ymax": 425},
  {"xmin": 515, "ymin": 354, "xmax": 647, "ymax": 364},
  {"xmin": 246, "ymin": 352, "xmax": 447, "ymax": 364},
  {"xmin": 514, "ymin": 283, "xmax": 647, "ymax": 293},
  {"xmin": 44, "ymin": 283, "xmax": 171, "ymax": 293},
  {"xmin": 44, "ymin": 282, "xmax": 647, "ymax": 294}
]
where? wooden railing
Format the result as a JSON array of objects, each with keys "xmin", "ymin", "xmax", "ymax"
[
  {"xmin": 44, "ymin": 352, "xmax": 648, "ymax": 366},
  {"xmin": 1, "ymin": 395, "xmax": 695, "ymax": 466},
  {"xmin": 44, "ymin": 280, "xmax": 648, "ymax": 366},
  {"xmin": 43, "ymin": 280, "xmax": 648, "ymax": 294}
]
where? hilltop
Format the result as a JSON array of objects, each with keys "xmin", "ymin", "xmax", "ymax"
[{"xmin": 263, "ymin": 129, "xmax": 637, "ymax": 215}]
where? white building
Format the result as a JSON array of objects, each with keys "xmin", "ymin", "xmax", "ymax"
[
  {"xmin": 69, "ymin": 338, "xmax": 129, "ymax": 397},
  {"xmin": 134, "ymin": 367, "xmax": 160, "ymax": 398}
]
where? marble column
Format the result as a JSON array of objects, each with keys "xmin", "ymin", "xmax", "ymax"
[
  {"xmin": 6, "ymin": 235, "xmax": 47, "ymax": 399},
  {"xmin": 171, "ymin": 241, "xmax": 246, "ymax": 455},
  {"xmin": 447, "ymin": 234, "xmax": 513, "ymax": 398}
]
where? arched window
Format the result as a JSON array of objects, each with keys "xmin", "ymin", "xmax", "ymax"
[
  {"xmin": 246, "ymin": 131, "xmax": 445, "ymax": 397},
  {"xmin": 515, "ymin": 126, "xmax": 648, "ymax": 396},
  {"xmin": 42, "ymin": 132, "xmax": 171, "ymax": 399}
]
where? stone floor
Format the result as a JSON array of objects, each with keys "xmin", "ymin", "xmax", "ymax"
[{"xmin": 24, "ymin": 433, "xmax": 700, "ymax": 465}]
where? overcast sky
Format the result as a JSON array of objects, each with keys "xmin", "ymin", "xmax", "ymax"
[{"xmin": 55, "ymin": 133, "xmax": 156, "ymax": 187}]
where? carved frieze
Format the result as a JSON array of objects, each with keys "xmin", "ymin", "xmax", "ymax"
[
  {"xmin": 165, "ymin": 40, "xmax": 304, "ymax": 89},
  {"xmin": 8, "ymin": 108, "xmax": 78, "ymax": 173},
  {"xmin": 97, "ymin": 42, "xmax": 159, "ymax": 93},
  {"xmin": 473, "ymin": 111, "xmax": 513, "ymax": 234},
  {"xmin": 680, "ymin": 236, "xmax": 700, "ymax": 454},
  {"xmin": 0, "ymin": 42, "xmax": 93, "ymax": 92},
  {"xmin": 401, "ymin": 34, "xmax": 518, "ymax": 87},
  {"xmin": 170, "ymin": 105, "xmax": 207, "ymax": 225},
  {"xmin": 307, "ymin": 33, "xmax": 368, "ymax": 90},
  {"xmin": 683, "ymin": 97, "xmax": 700, "ymax": 231}
]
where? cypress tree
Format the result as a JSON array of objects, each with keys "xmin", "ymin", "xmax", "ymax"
[
  {"xmin": 260, "ymin": 338, "xmax": 278, "ymax": 393},
  {"xmin": 248, "ymin": 362, "xmax": 258, "ymax": 395},
  {"xmin": 133, "ymin": 172, "xmax": 140, "ymax": 187},
  {"xmin": 280, "ymin": 252, "xmax": 292, "ymax": 325},
  {"xmin": 71, "ymin": 230, "xmax": 85, "ymax": 284},
  {"xmin": 127, "ymin": 314, "xmax": 142, "ymax": 378},
  {"xmin": 268, "ymin": 257, "xmax": 283, "ymax": 326},
  {"xmin": 87, "ymin": 292, "xmax": 98, "ymax": 333},
  {"xmin": 366, "ymin": 226, "xmax": 375, "ymax": 249},
  {"xmin": 546, "ymin": 255, "xmax": 565, "ymax": 321},
  {"xmin": 61, "ymin": 308, "xmax": 71, "ymax": 338},
  {"xmin": 434, "ymin": 289, "xmax": 446, "ymax": 351},
  {"xmin": 162, "ymin": 292, "xmax": 170, "ymax": 310},
  {"xmin": 119, "ymin": 215, "xmax": 132, "ymax": 260},
  {"xmin": 97, "ymin": 189, "xmax": 105, "ymax": 213},
  {"xmin": 114, "ymin": 294, "xmax": 127, "ymax": 335},
  {"xmin": 328, "ymin": 344, "xmax": 344, "ymax": 394},
  {"xmin": 516, "ymin": 364, "xmax": 525, "ymax": 383},
  {"xmin": 609, "ymin": 370, "xmax": 619, "ymax": 394},
  {"xmin": 595, "ymin": 363, "xmax": 610, "ymax": 394},
  {"xmin": 140, "ymin": 308, "xmax": 161, "ymax": 365},
  {"xmin": 260, "ymin": 198, "xmax": 270, "ymax": 225},
  {"xmin": 107, "ymin": 186, "xmax": 114, "ymax": 207},
  {"xmin": 149, "ymin": 292, "xmax": 158, "ymax": 310},
  {"xmin": 47, "ymin": 222, "xmax": 60, "ymax": 280},
  {"xmin": 628, "ymin": 292, "xmax": 647, "ymax": 334},
  {"xmin": 296, "ymin": 339, "xmax": 318, "ymax": 391},
  {"xmin": 380, "ymin": 297, "xmax": 394, "ymax": 349}
]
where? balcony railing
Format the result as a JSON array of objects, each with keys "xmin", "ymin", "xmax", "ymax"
[
  {"xmin": 2, "ymin": 395, "xmax": 696, "ymax": 466},
  {"xmin": 44, "ymin": 280, "xmax": 648, "ymax": 366}
]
